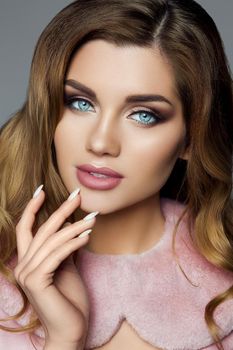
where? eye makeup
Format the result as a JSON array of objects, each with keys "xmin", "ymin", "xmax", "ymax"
[
  {"xmin": 63, "ymin": 91, "xmax": 168, "ymax": 128},
  {"xmin": 64, "ymin": 79, "xmax": 175, "ymax": 108}
]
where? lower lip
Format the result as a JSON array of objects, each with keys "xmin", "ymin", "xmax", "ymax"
[{"xmin": 76, "ymin": 168, "xmax": 123, "ymax": 190}]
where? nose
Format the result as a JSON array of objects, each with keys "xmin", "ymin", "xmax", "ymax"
[{"xmin": 86, "ymin": 113, "xmax": 121, "ymax": 157}]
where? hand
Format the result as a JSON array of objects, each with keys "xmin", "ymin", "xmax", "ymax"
[{"xmin": 14, "ymin": 187, "xmax": 96, "ymax": 346}]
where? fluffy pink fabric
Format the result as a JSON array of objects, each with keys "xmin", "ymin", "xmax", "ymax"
[
  {"xmin": 76, "ymin": 198, "xmax": 233, "ymax": 349},
  {"xmin": 0, "ymin": 198, "xmax": 233, "ymax": 349},
  {"xmin": 0, "ymin": 267, "xmax": 45, "ymax": 349}
]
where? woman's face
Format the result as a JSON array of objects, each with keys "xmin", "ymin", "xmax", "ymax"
[{"xmin": 54, "ymin": 39, "xmax": 188, "ymax": 214}]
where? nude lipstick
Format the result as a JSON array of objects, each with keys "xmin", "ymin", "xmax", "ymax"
[{"xmin": 76, "ymin": 164, "xmax": 124, "ymax": 190}]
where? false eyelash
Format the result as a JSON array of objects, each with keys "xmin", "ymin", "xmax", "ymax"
[
  {"xmin": 64, "ymin": 95, "xmax": 92, "ymax": 109},
  {"xmin": 129, "ymin": 107, "xmax": 164, "ymax": 123}
]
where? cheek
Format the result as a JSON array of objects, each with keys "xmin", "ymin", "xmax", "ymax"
[
  {"xmin": 53, "ymin": 120, "xmax": 77, "ymax": 171},
  {"xmin": 126, "ymin": 126, "xmax": 185, "ymax": 188},
  {"xmin": 54, "ymin": 116, "xmax": 83, "ymax": 159}
]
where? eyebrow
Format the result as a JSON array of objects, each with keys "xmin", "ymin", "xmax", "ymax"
[{"xmin": 64, "ymin": 79, "xmax": 174, "ymax": 107}]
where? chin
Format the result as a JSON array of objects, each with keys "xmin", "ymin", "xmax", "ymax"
[
  {"xmin": 79, "ymin": 197, "xmax": 109, "ymax": 215},
  {"xmin": 79, "ymin": 194, "xmax": 127, "ymax": 216}
]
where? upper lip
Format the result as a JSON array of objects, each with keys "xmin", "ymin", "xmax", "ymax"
[{"xmin": 77, "ymin": 164, "xmax": 124, "ymax": 178}]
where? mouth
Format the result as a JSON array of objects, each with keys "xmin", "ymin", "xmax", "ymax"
[
  {"xmin": 77, "ymin": 164, "xmax": 124, "ymax": 178},
  {"xmin": 87, "ymin": 172, "xmax": 111, "ymax": 178},
  {"xmin": 76, "ymin": 164, "xmax": 124, "ymax": 190}
]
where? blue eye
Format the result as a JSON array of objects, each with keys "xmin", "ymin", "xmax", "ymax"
[
  {"xmin": 130, "ymin": 110, "xmax": 162, "ymax": 126},
  {"xmin": 65, "ymin": 97, "xmax": 94, "ymax": 112},
  {"xmin": 64, "ymin": 95, "xmax": 163, "ymax": 127}
]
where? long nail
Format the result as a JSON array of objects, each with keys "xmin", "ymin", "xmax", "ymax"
[
  {"xmin": 79, "ymin": 229, "xmax": 92, "ymax": 238},
  {"xmin": 33, "ymin": 184, "xmax": 44, "ymax": 198},
  {"xmin": 68, "ymin": 188, "xmax": 80, "ymax": 201},
  {"xmin": 83, "ymin": 211, "xmax": 99, "ymax": 221}
]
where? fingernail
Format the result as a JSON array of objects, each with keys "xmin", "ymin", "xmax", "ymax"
[
  {"xmin": 68, "ymin": 188, "xmax": 80, "ymax": 201},
  {"xmin": 83, "ymin": 211, "xmax": 99, "ymax": 221},
  {"xmin": 79, "ymin": 229, "xmax": 92, "ymax": 238},
  {"xmin": 33, "ymin": 184, "xmax": 44, "ymax": 198}
]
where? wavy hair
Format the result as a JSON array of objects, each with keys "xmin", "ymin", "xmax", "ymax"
[{"xmin": 0, "ymin": 1, "xmax": 232, "ymax": 349}]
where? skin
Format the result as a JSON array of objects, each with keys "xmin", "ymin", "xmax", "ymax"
[
  {"xmin": 54, "ymin": 39, "xmax": 189, "ymax": 255},
  {"xmin": 15, "ymin": 190, "xmax": 95, "ymax": 349}
]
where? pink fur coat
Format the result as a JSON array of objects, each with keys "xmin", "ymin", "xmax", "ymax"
[{"xmin": 0, "ymin": 198, "xmax": 233, "ymax": 349}]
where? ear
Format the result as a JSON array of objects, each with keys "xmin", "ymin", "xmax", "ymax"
[{"xmin": 179, "ymin": 144, "xmax": 189, "ymax": 161}]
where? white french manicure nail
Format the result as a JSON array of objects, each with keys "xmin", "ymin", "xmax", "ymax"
[
  {"xmin": 83, "ymin": 211, "xmax": 99, "ymax": 221},
  {"xmin": 68, "ymin": 188, "xmax": 80, "ymax": 201},
  {"xmin": 79, "ymin": 229, "xmax": 92, "ymax": 238},
  {"xmin": 33, "ymin": 184, "xmax": 44, "ymax": 198}
]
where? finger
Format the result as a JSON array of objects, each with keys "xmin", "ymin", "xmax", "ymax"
[
  {"xmin": 28, "ymin": 190, "xmax": 81, "ymax": 251},
  {"xmin": 21, "ymin": 219, "xmax": 95, "ymax": 274},
  {"xmin": 16, "ymin": 188, "xmax": 45, "ymax": 261},
  {"xmin": 23, "ymin": 231, "xmax": 91, "ymax": 291},
  {"xmin": 59, "ymin": 223, "xmax": 74, "ymax": 266}
]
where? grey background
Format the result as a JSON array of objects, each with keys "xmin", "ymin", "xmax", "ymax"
[{"xmin": 0, "ymin": 0, "xmax": 233, "ymax": 126}]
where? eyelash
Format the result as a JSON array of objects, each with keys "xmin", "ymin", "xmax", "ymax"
[{"xmin": 64, "ymin": 95, "xmax": 164, "ymax": 127}]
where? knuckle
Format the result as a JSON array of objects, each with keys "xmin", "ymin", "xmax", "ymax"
[
  {"xmin": 58, "ymin": 211, "xmax": 68, "ymax": 222},
  {"xmin": 24, "ymin": 273, "xmax": 37, "ymax": 289},
  {"xmin": 14, "ymin": 266, "xmax": 35, "ymax": 290},
  {"xmin": 50, "ymin": 208, "xmax": 67, "ymax": 223},
  {"xmin": 56, "ymin": 241, "xmax": 74, "ymax": 258}
]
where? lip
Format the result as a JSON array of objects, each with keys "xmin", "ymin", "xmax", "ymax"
[
  {"xmin": 76, "ymin": 164, "xmax": 124, "ymax": 190},
  {"xmin": 77, "ymin": 164, "xmax": 123, "ymax": 178}
]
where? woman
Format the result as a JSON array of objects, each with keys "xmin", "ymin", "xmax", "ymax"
[{"xmin": 0, "ymin": 0, "xmax": 233, "ymax": 349}]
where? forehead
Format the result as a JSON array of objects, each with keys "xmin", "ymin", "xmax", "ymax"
[{"xmin": 66, "ymin": 39, "xmax": 178, "ymax": 100}]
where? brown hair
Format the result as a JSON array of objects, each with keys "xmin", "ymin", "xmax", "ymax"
[{"xmin": 0, "ymin": 1, "xmax": 232, "ymax": 349}]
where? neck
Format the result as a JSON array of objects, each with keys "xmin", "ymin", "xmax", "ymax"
[{"xmin": 80, "ymin": 194, "xmax": 165, "ymax": 255}]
